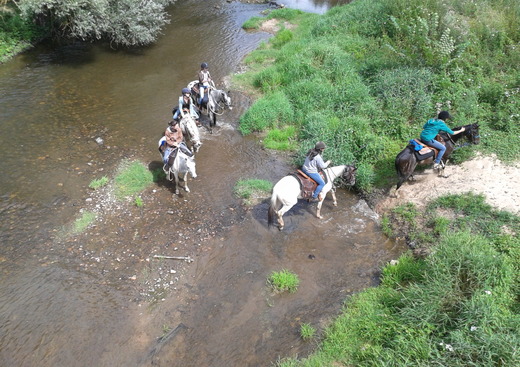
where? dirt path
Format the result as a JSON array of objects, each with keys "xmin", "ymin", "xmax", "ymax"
[{"xmin": 375, "ymin": 154, "xmax": 520, "ymax": 215}]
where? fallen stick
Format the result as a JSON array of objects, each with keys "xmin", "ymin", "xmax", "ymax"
[{"xmin": 153, "ymin": 255, "xmax": 193, "ymax": 262}]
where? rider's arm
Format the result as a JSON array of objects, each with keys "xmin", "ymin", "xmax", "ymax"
[{"xmin": 452, "ymin": 126, "xmax": 466, "ymax": 135}]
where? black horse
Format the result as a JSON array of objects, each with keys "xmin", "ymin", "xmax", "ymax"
[{"xmin": 395, "ymin": 123, "xmax": 480, "ymax": 190}]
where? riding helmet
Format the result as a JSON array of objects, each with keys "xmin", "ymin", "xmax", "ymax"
[
  {"xmin": 438, "ymin": 111, "xmax": 452, "ymax": 121},
  {"xmin": 315, "ymin": 141, "xmax": 326, "ymax": 150},
  {"xmin": 182, "ymin": 87, "xmax": 191, "ymax": 95},
  {"xmin": 201, "ymin": 62, "xmax": 208, "ymax": 69}
]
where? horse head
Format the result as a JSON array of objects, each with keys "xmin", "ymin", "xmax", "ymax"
[
  {"xmin": 341, "ymin": 165, "xmax": 357, "ymax": 186},
  {"xmin": 184, "ymin": 154, "xmax": 197, "ymax": 178},
  {"xmin": 468, "ymin": 123, "xmax": 480, "ymax": 145},
  {"xmin": 220, "ymin": 90, "xmax": 232, "ymax": 110}
]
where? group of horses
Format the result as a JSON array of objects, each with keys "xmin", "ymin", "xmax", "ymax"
[
  {"xmin": 162, "ymin": 81, "xmax": 481, "ymax": 231},
  {"xmin": 268, "ymin": 122, "xmax": 480, "ymax": 231},
  {"xmin": 162, "ymin": 81, "xmax": 232, "ymax": 195}
]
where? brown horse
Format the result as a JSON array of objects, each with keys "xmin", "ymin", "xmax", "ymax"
[{"xmin": 395, "ymin": 123, "xmax": 480, "ymax": 190}]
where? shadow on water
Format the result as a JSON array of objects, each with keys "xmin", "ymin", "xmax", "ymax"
[{"xmin": 0, "ymin": 0, "xmax": 403, "ymax": 366}]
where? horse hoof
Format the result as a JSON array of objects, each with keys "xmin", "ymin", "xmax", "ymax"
[
  {"xmin": 185, "ymin": 188, "xmax": 190, "ymax": 192},
  {"xmin": 333, "ymin": 202, "xmax": 338, "ymax": 206},
  {"xmin": 278, "ymin": 226, "xmax": 284, "ymax": 231}
]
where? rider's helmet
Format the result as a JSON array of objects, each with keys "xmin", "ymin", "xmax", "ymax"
[
  {"xmin": 315, "ymin": 141, "xmax": 326, "ymax": 150},
  {"xmin": 438, "ymin": 111, "xmax": 452, "ymax": 121},
  {"xmin": 182, "ymin": 87, "xmax": 191, "ymax": 95},
  {"xmin": 201, "ymin": 62, "xmax": 208, "ymax": 69}
]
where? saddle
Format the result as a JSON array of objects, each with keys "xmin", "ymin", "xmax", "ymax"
[
  {"xmin": 408, "ymin": 135, "xmax": 444, "ymax": 161},
  {"xmin": 291, "ymin": 170, "xmax": 325, "ymax": 199}
]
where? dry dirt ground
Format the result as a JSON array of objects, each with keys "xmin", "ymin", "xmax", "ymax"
[{"xmin": 374, "ymin": 153, "xmax": 520, "ymax": 216}]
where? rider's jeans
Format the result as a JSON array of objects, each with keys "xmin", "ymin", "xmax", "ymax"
[
  {"xmin": 421, "ymin": 138, "xmax": 446, "ymax": 163},
  {"xmin": 199, "ymin": 85, "xmax": 209, "ymax": 103},
  {"xmin": 303, "ymin": 170, "xmax": 325, "ymax": 198}
]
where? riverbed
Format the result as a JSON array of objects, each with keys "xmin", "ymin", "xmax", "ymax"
[{"xmin": 0, "ymin": 1, "xmax": 404, "ymax": 366}]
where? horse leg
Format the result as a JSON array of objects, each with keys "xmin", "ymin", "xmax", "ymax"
[
  {"xmin": 173, "ymin": 172, "xmax": 180, "ymax": 195},
  {"xmin": 330, "ymin": 189, "xmax": 338, "ymax": 206},
  {"xmin": 183, "ymin": 172, "xmax": 190, "ymax": 192}
]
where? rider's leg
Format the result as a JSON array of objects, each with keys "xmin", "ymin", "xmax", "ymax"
[
  {"xmin": 199, "ymin": 85, "xmax": 205, "ymax": 104},
  {"xmin": 421, "ymin": 139, "xmax": 446, "ymax": 164},
  {"xmin": 307, "ymin": 172, "xmax": 325, "ymax": 199},
  {"xmin": 173, "ymin": 109, "xmax": 180, "ymax": 121}
]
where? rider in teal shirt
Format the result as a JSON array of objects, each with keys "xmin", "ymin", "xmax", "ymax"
[{"xmin": 420, "ymin": 111, "xmax": 465, "ymax": 169}]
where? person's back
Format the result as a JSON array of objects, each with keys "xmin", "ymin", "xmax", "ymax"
[{"xmin": 301, "ymin": 141, "xmax": 330, "ymax": 201}]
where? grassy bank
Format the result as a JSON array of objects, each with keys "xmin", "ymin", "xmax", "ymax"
[
  {"xmin": 0, "ymin": 4, "xmax": 45, "ymax": 63},
  {"xmin": 278, "ymin": 193, "xmax": 519, "ymax": 366},
  {"xmin": 234, "ymin": 1, "xmax": 520, "ymax": 366},
  {"xmin": 233, "ymin": 0, "xmax": 519, "ymax": 192}
]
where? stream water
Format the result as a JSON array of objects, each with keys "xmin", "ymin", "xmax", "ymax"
[{"xmin": 0, "ymin": 1, "xmax": 404, "ymax": 366}]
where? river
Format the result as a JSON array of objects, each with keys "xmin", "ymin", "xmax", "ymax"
[{"xmin": 0, "ymin": 1, "xmax": 404, "ymax": 366}]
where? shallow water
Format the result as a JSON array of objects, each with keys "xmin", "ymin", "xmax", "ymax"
[{"xmin": 0, "ymin": 1, "xmax": 403, "ymax": 366}]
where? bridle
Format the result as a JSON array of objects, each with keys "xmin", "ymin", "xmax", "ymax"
[
  {"xmin": 209, "ymin": 90, "xmax": 231, "ymax": 115},
  {"xmin": 327, "ymin": 165, "xmax": 356, "ymax": 191}
]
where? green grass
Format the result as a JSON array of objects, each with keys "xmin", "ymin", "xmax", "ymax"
[
  {"xmin": 73, "ymin": 211, "xmax": 96, "ymax": 233},
  {"xmin": 263, "ymin": 126, "xmax": 297, "ymax": 150},
  {"xmin": 88, "ymin": 176, "xmax": 109, "ymax": 190},
  {"xmin": 134, "ymin": 196, "xmax": 144, "ymax": 207},
  {"xmin": 267, "ymin": 269, "xmax": 300, "ymax": 293},
  {"xmin": 234, "ymin": 178, "xmax": 273, "ymax": 206},
  {"xmin": 235, "ymin": 0, "xmax": 520, "ymax": 193},
  {"xmin": 300, "ymin": 323, "xmax": 316, "ymax": 341},
  {"xmin": 0, "ymin": 7, "xmax": 46, "ymax": 62},
  {"xmin": 114, "ymin": 160, "xmax": 154, "ymax": 200}
]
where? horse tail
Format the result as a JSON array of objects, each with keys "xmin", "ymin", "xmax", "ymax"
[
  {"xmin": 267, "ymin": 191, "xmax": 278, "ymax": 227},
  {"xmin": 395, "ymin": 147, "xmax": 415, "ymax": 190}
]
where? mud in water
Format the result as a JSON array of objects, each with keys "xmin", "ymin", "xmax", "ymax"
[{"xmin": 0, "ymin": 1, "xmax": 404, "ymax": 366}]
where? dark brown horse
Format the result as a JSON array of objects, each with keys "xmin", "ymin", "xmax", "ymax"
[{"xmin": 395, "ymin": 123, "xmax": 480, "ymax": 190}]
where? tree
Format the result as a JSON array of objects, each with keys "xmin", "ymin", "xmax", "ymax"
[{"xmin": 14, "ymin": 0, "xmax": 176, "ymax": 46}]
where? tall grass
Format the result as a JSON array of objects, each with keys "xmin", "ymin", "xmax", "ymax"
[
  {"xmin": 236, "ymin": 0, "xmax": 520, "ymax": 192},
  {"xmin": 278, "ymin": 197, "xmax": 520, "ymax": 366}
]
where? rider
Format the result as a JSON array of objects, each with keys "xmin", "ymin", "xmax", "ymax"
[
  {"xmin": 302, "ymin": 141, "xmax": 331, "ymax": 202},
  {"xmin": 173, "ymin": 87, "xmax": 200, "ymax": 126},
  {"xmin": 420, "ymin": 111, "xmax": 465, "ymax": 169},
  {"xmin": 159, "ymin": 120, "xmax": 192, "ymax": 167},
  {"xmin": 198, "ymin": 62, "xmax": 213, "ymax": 105}
]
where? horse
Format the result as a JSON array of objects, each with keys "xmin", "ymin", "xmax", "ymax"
[
  {"xmin": 179, "ymin": 114, "xmax": 202, "ymax": 153},
  {"xmin": 268, "ymin": 165, "xmax": 357, "ymax": 230},
  {"xmin": 163, "ymin": 147, "xmax": 197, "ymax": 195},
  {"xmin": 188, "ymin": 80, "xmax": 232, "ymax": 128},
  {"xmin": 395, "ymin": 123, "xmax": 480, "ymax": 190}
]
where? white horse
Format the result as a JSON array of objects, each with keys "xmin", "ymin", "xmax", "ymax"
[
  {"xmin": 268, "ymin": 165, "xmax": 357, "ymax": 230},
  {"xmin": 163, "ymin": 147, "xmax": 197, "ymax": 195},
  {"xmin": 188, "ymin": 80, "xmax": 232, "ymax": 128},
  {"xmin": 179, "ymin": 115, "xmax": 202, "ymax": 153}
]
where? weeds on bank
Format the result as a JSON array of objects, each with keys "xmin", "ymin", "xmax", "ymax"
[
  {"xmin": 88, "ymin": 176, "xmax": 109, "ymax": 190},
  {"xmin": 236, "ymin": 0, "xmax": 520, "ymax": 193},
  {"xmin": 299, "ymin": 323, "xmax": 316, "ymax": 341},
  {"xmin": 267, "ymin": 269, "xmax": 299, "ymax": 294},
  {"xmin": 278, "ymin": 193, "xmax": 519, "ymax": 367},
  {"xmin": 234, "ymin": 179, "xmax": 273, "ymax": 206}
]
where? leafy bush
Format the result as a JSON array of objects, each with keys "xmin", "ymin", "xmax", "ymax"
[{"xmin": 17, "ymin": 0, "xmax": 176, "ymax": 46}]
